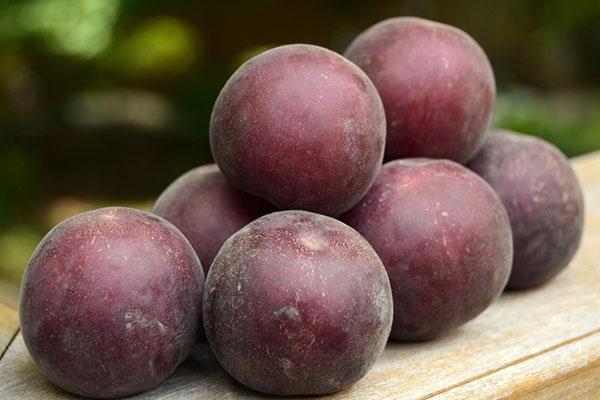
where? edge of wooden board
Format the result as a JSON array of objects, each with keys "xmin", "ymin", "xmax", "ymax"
[
  {"xmin": 429, "ymin": 329, "xmax": 600, "ymax": 399},
  {"xmin": 0, "ymin": 302, "xmax": 19, "ymax": 361}
]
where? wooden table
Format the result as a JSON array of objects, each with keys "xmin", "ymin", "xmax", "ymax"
[{"xmin": 1, "ymin": 152, "xmax": 599, "ymax": 399}]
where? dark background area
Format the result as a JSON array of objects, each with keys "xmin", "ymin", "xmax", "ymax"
[{"xmin": 1, "ymin": 0, "xmax": 599, "ymax": 293}]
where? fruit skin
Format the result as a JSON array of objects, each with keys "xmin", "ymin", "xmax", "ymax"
[
  {"xmin": 468, "ymin": 130, "xmax": 584, "ymax": 289},
  {"xmin": 19, "ymin": 207, "xmax": 204, "ymax": 399},
  {"xmin": 342, "ymin": 159, "xmax": 512, "ymax": 341},
  {"xmin": 203, "ymin": 210, "xmax": 393, "ymax": 395},
  {"xmin": 152, "ymin": 164, "xmax": 274, "ymax": 275},
  {"xmin": 345, "ymin": 17, "xmax": 495, "ymax": 164},
  {"xmin": 209, "ymin": 44, "xmax": 386, "ymax": 217}
]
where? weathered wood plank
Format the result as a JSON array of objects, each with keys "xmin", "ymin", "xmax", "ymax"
[
  {"xmin": 0, "ymin": 302, "xmax": 19, "ymax": 361},
  {"xmin": 1, "ymin": 151, "xmax": 599, "ymax": 399},
  {"xmin": 432, "ymin": 330, "xmax": 600, "ymax": 399}
]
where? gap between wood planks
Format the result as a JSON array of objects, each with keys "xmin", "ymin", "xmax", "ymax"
[{"xmin": 418, "ymin": 328, "xmax": 600, "ymax": 399}]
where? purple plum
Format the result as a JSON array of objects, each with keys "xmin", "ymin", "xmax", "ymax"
[
  {"xmin": 203, "ymin": 210, "xmax": 393, "ymax": 395},
  {"xmin": 20, "ymin": 207, "xmax": 204, "ymax": 398},
  {"xmin": 345, "ymin": 17, "xmax": 495, "ymax": 163},
  {"xmin": 210, "ymin": 44, "xmax": 386, "ymax": 216},
  {"xmin": 343, "ymin": 159, "xmax": 512, "ymax": 340},
  {"xmin": 468, "ymin": 130, "xmax": 584, "ymax": 289},
  {"xmin": 152, "ymin": 164, "xmax": 274, "ymax": 275}
]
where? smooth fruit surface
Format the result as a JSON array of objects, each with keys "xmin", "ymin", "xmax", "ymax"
[
  {"xmin": 468, "ymin": 130, "xmax": 584, "ymax": 289},
  {"xmin": 343, "ymin": 159, "xmax": 512, "ymax": 340},
  {"xmin": 210, "ymin": 44, "xmax": 386, "ymax": 216},
  {"xmin": 345, "ymin": 17, "xmax": 495, "ymax": 163},
  {"xmin": 153, "ymin": 164, "xmax": 274, "ymax": 274}
]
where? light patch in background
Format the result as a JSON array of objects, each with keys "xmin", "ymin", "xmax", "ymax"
[
  {"xmin": 65, "ymin": 89, "xmax": 175, "ymax": 131},
  {"xmin": 109, "ymin": 17, "xmax": 198, "ymax": 78},
  {"xmin": 0, "ymin": 226, "xmax": 42, "ymax": 285},
  {"xmin": 3, "ymin": 0, "xmax": 120, "ymax": 58}
]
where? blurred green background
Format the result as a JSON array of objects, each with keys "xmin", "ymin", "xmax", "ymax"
[{"xmin": 1, "ymin": 0, "xmax": 599, "ymax": 303}]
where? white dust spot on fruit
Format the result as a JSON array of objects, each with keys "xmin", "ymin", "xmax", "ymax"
[
  {"xmin": 441, "ymin": 212, "xmax": 448, "ymax": 217},
  {"xmin": 274, "ymin": 306, "xmax": 301, "ymax": 321},
  {"xmin": 237, "ymin": 282, "xmax": 242, "ymax": 292},
  {"xmin": 441, "ymin": 57, "xmax": 449, "ymax": 70},
  {"xmin": 125, "ymin": 309, "xmax": 166, "ymax": 333},
  {"xmin": 101, "ymin": 211, "xmax": 117, "ymax": 220},
  {"xmin": 280, "ymin": 358, "xmax": 295, "ymax": 379},
  {"xmin": 148, "ymin": 359, "xmax": 156, "ymax": 376},
  {"xmin": 298, "ymin": 231, "xmax": 323, "ymax": 251},
  {"xmin": 372, "ymin": 281, "xmax": 391, "ymax": 323},
  {"xmin": 343, "ymin": 119, "xmax": 355, "ymax": 135},
  {"xmin": 97, "ymin": 357, "xmax": 108, "ymax": 374}
]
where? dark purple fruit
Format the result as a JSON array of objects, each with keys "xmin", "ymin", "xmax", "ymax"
[
  {"xmin": 152, "ymin": 164, "xmax": 274, "ymax": 275},
  {"xmin": 20, "ymin": 207, "xmax": 204, "ymax": 398},
  {"xmin": 210, "ymin": 44, "xmax": 386, "ymax": 216},
  {"xmin": 345, "ymin": 17, "xmax": 495, "ymax": 163},
  {"xmin": 203, "ymin": 210, "xmax": 392, "ymax": 395},
  {"xmin": 343, "ymin": 159, "xmax": 512, "ymax": 340},
  {"xmin": 468, "ymin": 130, "xmax": 584, "ymax": 289}
]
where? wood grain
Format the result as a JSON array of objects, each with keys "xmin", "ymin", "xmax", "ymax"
[
  {"xmin": 1, "ymin": 151, "xmax": 599, "ymax": 399},
  {"xmin": 0, "ymin": 301, "xmax": 19, "ymax": 361}
]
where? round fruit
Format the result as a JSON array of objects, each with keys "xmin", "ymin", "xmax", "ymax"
[
  {"xmin": 343, "ymin": 159, "xmax": 512, "ymax": 340},
  {"xmin": 20, "ymin": 207, "xmax": 204, "ymax": 398},
  {"xmin": 345, "ymin": 17, "xmax": 495, "ymax": 163},
  {"xmin": 204, "ymin": 210, "xmax": 393, "ymax": 395},
  {"xmin": 210, "ymin": 44, "xmax": 386, "ymax": 216},
  {"xmin": 468, "ymin": 130, "xmax": 584, "ymax": 289},
  {"xmin": 152, "ymin": 164, "xmax": 274, "ymax": 274}
]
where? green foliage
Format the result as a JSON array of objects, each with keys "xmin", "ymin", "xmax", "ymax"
[
  {"xmin": 0, "ymin": 148, "xmax": 36, "ymax": 227},
  {"xmin": 107, "ymin": 17, "xmax": 199, "ymax": 79},
  {"xmin": 494, "ymin": 91, "xmax": 600, "ymax": 157},
  {"xmin": 0, "ymin": 226, "xmax": 42, "ymax": 285},
  {"xmin": 0, "ymin": 0, "xmax": 120, "ymax": 58}
]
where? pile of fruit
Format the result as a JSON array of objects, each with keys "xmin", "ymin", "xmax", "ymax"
[{"xmin": 19, "ymin": 17, "xmax": 584, "ymax": 398}]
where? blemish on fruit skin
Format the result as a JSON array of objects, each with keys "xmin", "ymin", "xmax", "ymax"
[
  {"xmin": 298, "ymin": 231, "xmax": 323, "ymax": 251},
  {"xmin": 124, "ymin": 310, "xmax": 166, "ymax": 333},
  {"xmin": 274, "ymin": 306, "xmax": 301, "ymax": 321},
  {"xmin": 280, "ymin": 358, "xmax": 295, "ymax": 379},
  {"xmin": 343, "ymin": 119, "xmax": 355, "ymax": 135}
]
